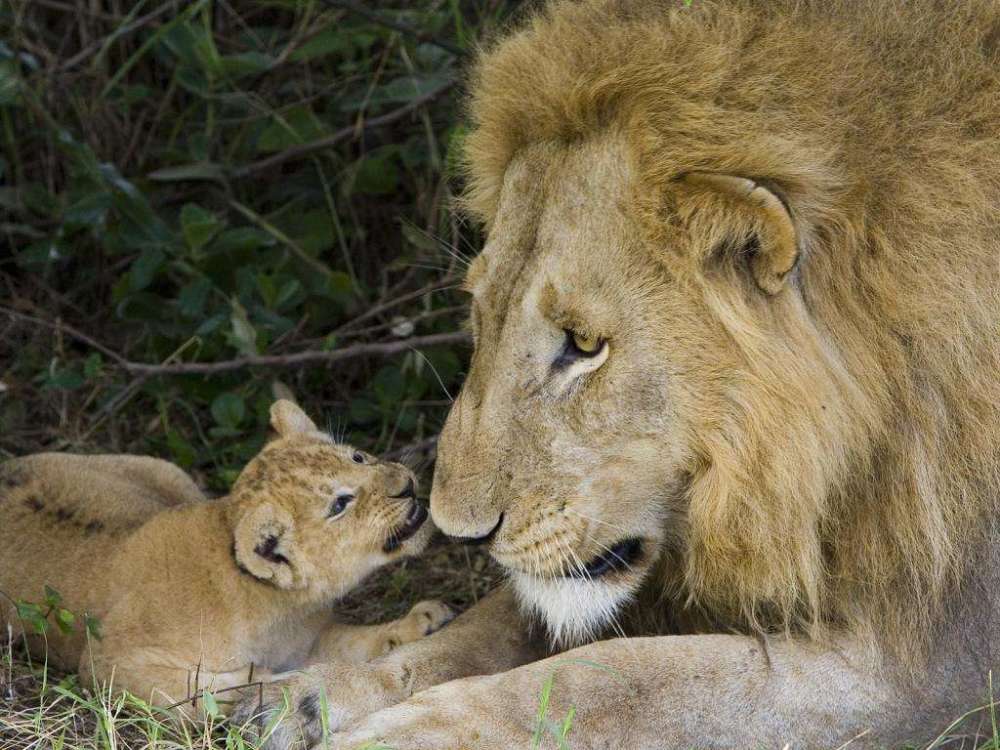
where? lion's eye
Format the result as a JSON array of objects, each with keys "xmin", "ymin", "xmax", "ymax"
[
  {"xmin": 328, "ymin": 493, "xmax": 355, "ymax": 519},
  {"xmin": 566, "ymin": 329, "xmax": 606, "ymax": 357},
  {"xmin": 571, "ymin": 330, "xmax": 602, "ymax": 354},
  {"xmin": 351, "ymin": 451, "xmax": 365, "ymax": 464}
]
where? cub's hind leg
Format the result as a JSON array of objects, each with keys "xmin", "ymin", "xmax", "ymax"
[
  {"xmin": 308, "ymin": 600, "xmax": 455, "ymax": 664},
  {"xmin": 85, "ymin": 455, "xmax": 205, "ymax": 507}
]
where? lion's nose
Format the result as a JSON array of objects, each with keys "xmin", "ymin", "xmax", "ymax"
[{"xmin": 444, "ymin": 512, "xmax": 504, "ymax": 546}]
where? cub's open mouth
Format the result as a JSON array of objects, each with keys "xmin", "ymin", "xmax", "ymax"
[
  {"xmin": 383, "ymin": 501, "xmax": 428, "ymax": 553},
  {"xmin": 569, "ymin": 537, "xmax": 644, "ymax": 579}
]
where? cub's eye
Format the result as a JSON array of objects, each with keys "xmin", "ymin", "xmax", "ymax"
[
  {"xmin": 351, "ymin": 451, "xmax": 365, "ymax": 464},
  {"xmin": 566, "ymin": 329, "xmax": 606, "ymax": 357},
  {"xmin": 327, "ymin": 493, "xmax": 355, "ymax": 519}
]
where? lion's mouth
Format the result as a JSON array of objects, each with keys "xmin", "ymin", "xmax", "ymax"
[
  {"xmin": 383, "ymin": 501, "xmax": 428, "ymax": 553},
  {"xmin": 568, "ymin": 537, "xmax": 644, "ymax": 579}
]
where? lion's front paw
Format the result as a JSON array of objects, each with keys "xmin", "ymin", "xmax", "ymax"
[
  {"xmin": 231, "ymin": 663, "xmax": 409, "ymax": 750},
  {"xmin": 229, "ymin": 677, "xmax": 322, "ymax": 750},
  {"xmin": 319, "ymin": 673, "xmax": 528, "ymax": 750}
]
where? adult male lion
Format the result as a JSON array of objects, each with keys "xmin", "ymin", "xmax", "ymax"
[{"xmin": 251, "ymin": 1, "xmax": 1000, "ymax": 747}]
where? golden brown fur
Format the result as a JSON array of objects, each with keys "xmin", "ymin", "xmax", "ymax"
[
  {"xmin": 458, "ymin": 0, "xmax": 1000, "ymax": 659},
  {"xmin": 240, "ymin": 3, "xmax": 1000, "ymax": 747},
  {"xmin": 0, "ymin": 401, "xmax": 451, "ymax": 712}
]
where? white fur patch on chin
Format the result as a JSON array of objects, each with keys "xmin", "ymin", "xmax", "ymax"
[{"xmin": 511, "ymin": 572, "xmax": 635, "ymax": 648}]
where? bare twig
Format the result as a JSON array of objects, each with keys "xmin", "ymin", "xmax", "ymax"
[
  {"xmin": 0, "ymin": 306, "xmax": 470, "ymax": 377},
  {"xmin": 384, "ymin": 434, "xmax": 438, "ymax": 462},
  {"xmin": 123, "ymin": 332, "xmax": 470, "ymax": 375},
  {"xmin": 60, "ymin": 2, "xmax": 177, "ymax": 70},
  {"xmin": 0, "ymin": 306, "xmax": 130, "ymax": 367},
  {"xmin": 232, "ymin": 78, "xmax": 456, "ymax": 177},
  {"xmin": 317, "ymin": 0, "xmax": 466, "ymax": 58},
  {"xmin": 334, "ymin": 274, "xmax": 461, "ymax": 334}
]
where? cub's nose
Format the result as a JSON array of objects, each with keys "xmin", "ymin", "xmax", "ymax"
[{"xmin": 390, "ymin": 477, "xmax": 416, "ymax": 500}]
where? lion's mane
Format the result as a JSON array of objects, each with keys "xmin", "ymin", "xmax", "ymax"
[{"xmin": 461, "ymin": 0, "xmax": 1000, "ymax": 661}]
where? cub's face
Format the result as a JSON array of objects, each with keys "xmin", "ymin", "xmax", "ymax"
[{"xmin": 231, "ymin": 400, "xmax": 432, "ymax": 597}]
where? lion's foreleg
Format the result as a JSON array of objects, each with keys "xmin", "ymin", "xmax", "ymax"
[
  {"xmin": 322, "ymin": 632, "xmax": 967, "ymax": 749},
  {"xmin": 232, "ymin": 587, "xmax": 545, "ymax": 748}
]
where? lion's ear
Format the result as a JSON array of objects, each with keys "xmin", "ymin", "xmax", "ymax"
[
  {"xmin": 270, "ymin": 399, "xmax": 317, "ymax": 437},
  {"xmin": 233, "ymin": 503, "xmax": 306, "ymax": 589},
  {"xmin": 679, "ymin": 172, "xmax": 799, "ymax": 294}
]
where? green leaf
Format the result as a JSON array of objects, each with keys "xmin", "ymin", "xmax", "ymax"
[
  {"xmin": 290, "ymin": 27, "xmax": 351, "ymax": 62},
  {"xmin": 353, "ymin": 150, "xmax": 399, "ymax": 196},
  {"xmin": 210, "ymin": 227, "xmax": 274, "ymax": 254},
  {"xmin": 16, "ymin": 601, "xmax": 48, "ymax": 634},
  {"xmin": 339, "ymin": 75, "xmax": 451, "ymax": 112},
  {"xmin": 348, "ymin": 397, "xmax": 378, "ymax": 425},
  {"xmin": 211, "ymin": 393, "xmax": 246, "ymax": 429},
  {"xmin": 373, "ymin": 366, "xmax": 406, "ymax": 405},
  {"xmin": 286, "ymin": 209, "xmax": 335, "ymax": 256},
  {"xmin": 55, "ymin": 608, "xmax": 76, "ymax": 635},
  {"xmin": 202, "ymin": 690, "xmax": 221, "ymax": 718},
  {"xmin": 178, "ymin": 277, "xmax": 212, "ymax": 318},
  {"xmin": 274, "ymin": 279, "xmax": 302, "ymax": 310},
  {"xmin": 218, "ymin": 51, "xmax": 274, "ymax": 79},
  {"xmin": 23, "ymin": 183, "xmax": 59, "ymax": 216},
  {"xmin": 42, "ymin": 365, "xmax": 85, "ymax": 391},
  {"xmin": 15, "ymin": 601, "xmax": 42, "ymax": 620},
  {"xmin": 319, "ymin": 271, "xmax": 354, "ymax": 302},
  {"xmin": 17, "ymin": 240, "xmax": 65, "ymax": 267},
  {"xmin": 64, "ymin": 191, "xmax": 112, "ymax": 228},
  {"xmin": 129, "ymin": 247, "xmax": 166, "ymax": 291},
  {"xmin": 187, "ymin": 133, "xmax": 211, "ymax": 161},
  {"xmin": 181, "ymin": 203, "xmax": 224, "ymax": 252},
  {"xmin": 229, "ymin": 299, "xmax": 258, "ymax": 356},
  {"xmin": 256, "ymin": 274, "xmax": 277, "ymax": 308},
  {"xmin": 166, "ymin": 429, "xmax": 196, "ymax": 469},
  {"xmin": 256, "ymin": 106, "xmax": 328, "ymax": 153},
  {"xmin": 44, "ymin": 585, "xmax": 63, "ymax": 608},
  {"xmin": 161, "ymin": 19, "xmax": 221, "ymax": 77},
  {"xmin": 84, "ymin": 613, "xmax": 103, "ymax": 641},
  {"xmin": 84, "ymin": 353, "xmax": 103, "ymax": 379},
  {"xmin": 148, "ymin": 162, "xmax": 224, "ymax": 183},
  {"xmin": 217, "ymin": 468, "xmax": 241, "ymax": 488}
]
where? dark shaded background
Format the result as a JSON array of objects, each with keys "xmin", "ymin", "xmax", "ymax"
[{"xmin": 0, "ymin": 0, "xmax": 523, "ymax": 499}]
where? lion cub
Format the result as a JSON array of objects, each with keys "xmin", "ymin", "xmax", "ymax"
[{"xmin": 0, "ymin": 400, "xmax": 451, "ymax": 712}]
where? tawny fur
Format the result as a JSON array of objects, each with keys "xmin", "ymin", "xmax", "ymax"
[
  {"xmin": 448, "ymin": 0, "xmax": 1000, "ymax": 662},
  {"xmin": 0, "ymin": 401, "xmax": 450, "ymax": 711}
]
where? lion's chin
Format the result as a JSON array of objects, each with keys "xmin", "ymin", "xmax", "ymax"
[{"xmin": 510, "ymin": 571, "xmax": 637, "ymax": 648}]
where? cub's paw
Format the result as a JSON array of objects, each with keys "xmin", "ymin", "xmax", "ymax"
[
  {"xmin": 407, "ymin": 599, "xmax": 456, "ymax": 636},
  {"xmin": 380, "ymin": 600, "xmax": 456, "ymax": 654}
]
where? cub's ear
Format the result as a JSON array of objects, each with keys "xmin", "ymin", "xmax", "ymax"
[
  {"xmin": 270, "ymin": 399, "xmax": 318, "ymax": 437},
  {"xmin": 679, "ymin": 172, "xmax": 799, "ymax": 294},
  {"xmin": 233, "ymin": 503, "xmax": 307, "ymax": 589}
]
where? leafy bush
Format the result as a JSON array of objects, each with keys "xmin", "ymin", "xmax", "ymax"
[{"xmin": 0, "ymin": 1, "xmax": 514, "ymax": 489}]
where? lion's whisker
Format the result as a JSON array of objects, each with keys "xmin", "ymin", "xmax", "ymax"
[{"xmin": 563, "ymin": 507, "xmax": 633, "ymax": 537}]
